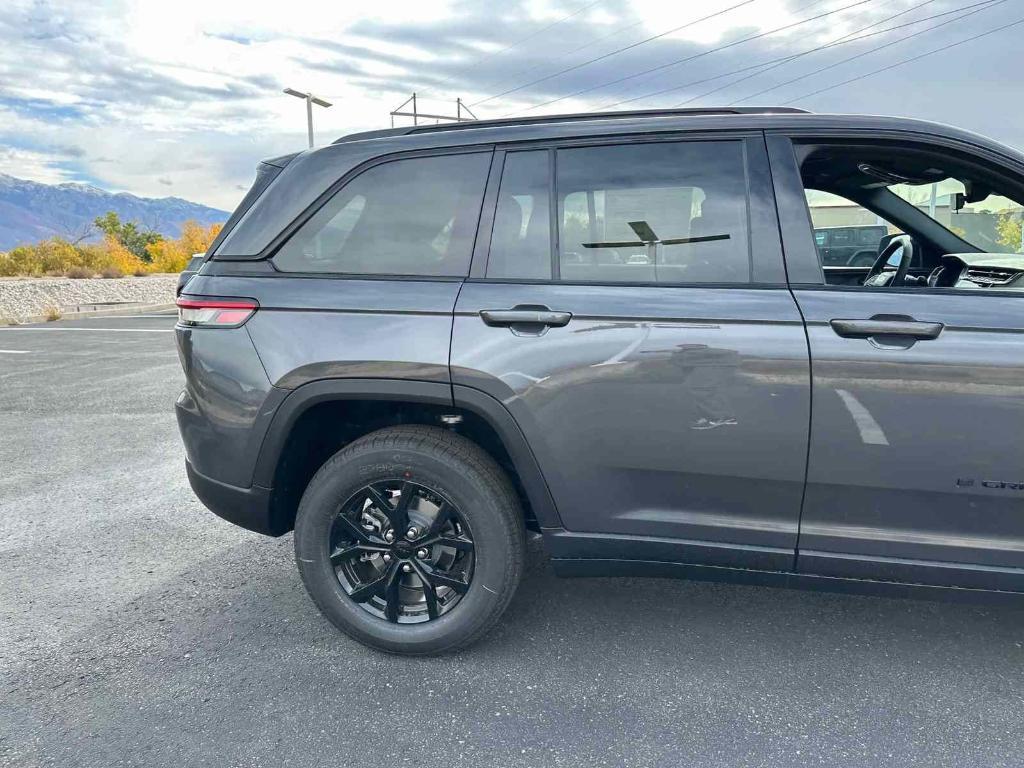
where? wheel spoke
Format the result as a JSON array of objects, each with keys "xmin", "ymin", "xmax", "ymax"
[
  {"xmin": 380, "ymin": 481, "xmax": 412, "ymax": 533},
  {"xmin": 383, "ymin": 563, "xmax": 403, "ymax": 623},
  {"xmin": 348, "ymin": 561, "xmax": 397, "ymax": 603},
  {"xmin": 416, "ymin": 561, "xmax": 470, "ymax": 594},
  {"xmin": 418, "ymin": 568, "xmax": 440, "ymax": 620},
  {"xmin": 334, "ymin": 512, "xmax": 373, "ymax": 545},
  {"xmin": 364, "ymin": 486, "xmax": 393, "ymax": 517},
  {"xmin": 425, "ymin": 501, "xmax": 454, "ymax": 536},
  {"xmin": 423, "ymin": 534, "xmax": 474, "ymax": 553},
  {"xmin": 330, "ymin": 544, "xmax": 363, "ymax": 566},
  {"xmin": 329, "ymin": 542, "xmax": 387, "ymax": 566}
]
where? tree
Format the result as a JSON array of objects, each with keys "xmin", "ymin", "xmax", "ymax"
[
  {"xmin": 145, "ymin": 221, "xmax": 222, "ymax": 273},
  {"xmin": 996, "ymin": 211, "xmax": 1023, "ymax": 252},
  {"xmin": 93, "ymin": 211, "xmax": 163, "ymax": 262}
]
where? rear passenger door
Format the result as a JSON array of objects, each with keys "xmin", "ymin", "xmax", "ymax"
[{"xmin": 451, "ymin": 135, "xmax": 811, "ymax": 569}]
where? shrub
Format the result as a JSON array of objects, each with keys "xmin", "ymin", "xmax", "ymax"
[
  {"xmin": 100, "ymin": 266, "xmax": 124, "ymax": 279},
  {"xmin": 66, "ymin": 266, "xmax": 94, "ymax": 279},
  {"xmin": 0, "ymin": 216, "xmax": 222, "ymax": 277},
  {"xmin": 44, "ymin": 305, "xmax": 62, "ymax": 321}
]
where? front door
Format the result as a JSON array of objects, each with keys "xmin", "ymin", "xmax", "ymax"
[
  {"xmin": 769, "ymin": 134, "xmax": 1024, "ymax": 590},
  {"xmin": 451, "ymin": 136, "xmax": 811, "ymax": 570}
]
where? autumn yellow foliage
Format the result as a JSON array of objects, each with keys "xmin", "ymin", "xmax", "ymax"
[{"xmin": 0, "ymin": 221, "xmax": 222, "ymax": 278}]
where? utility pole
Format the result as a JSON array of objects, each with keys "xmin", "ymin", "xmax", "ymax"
[
  {"xmin": 390, "ymin": 93, "xmax": 476, "ymax": 127},
  {"xmin": 284, "ymin": 88, "xmax": 333, "ymax": 148}
]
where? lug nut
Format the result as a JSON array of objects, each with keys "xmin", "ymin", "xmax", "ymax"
[
  {"xmin": 382, "ymin": 553, "xmax": 392, "ymax": 563},
  {"xmin": 416, "ymin": 548, "xmax": 428, "ymax": 559},
  {"xmin": 406, "ymin": 527, "xmax": 419, "ymax": 540},
  {"xmin": 384, "ymin": 530, "xmax": 395, "ymax": 543},
  {"xmin": 402, "ymin": 564, "xmax": 412, "ymax": 573}
]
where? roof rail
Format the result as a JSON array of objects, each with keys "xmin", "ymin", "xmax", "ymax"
[{"xmin": 333, "ymin": 106, "xmax": 811, "ymax": 144}]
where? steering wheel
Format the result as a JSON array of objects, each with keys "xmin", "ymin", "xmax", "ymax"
[{"xmin": 864, "ymin": 235, "xmax": 914, "ymax": 288}]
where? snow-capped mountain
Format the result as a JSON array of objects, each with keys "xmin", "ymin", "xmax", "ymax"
[{"xmin": 0, "ymin": 174, "xmax": 229, "ymax": 250}]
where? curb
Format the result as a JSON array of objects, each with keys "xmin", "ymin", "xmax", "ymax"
[{"xmin": 7, "ymin": 302, "xmax": 177, "ymax": 325}]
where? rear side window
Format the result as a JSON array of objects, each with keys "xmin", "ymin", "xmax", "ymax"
[
  {"xmin": 830, "ymin": 228, "xmax": 852, "ymax": 245},
  {"xmin": 274, "ymin": 152, "xmax": 490, "ymax": 276},
  {"xmin": 487, "ymin": 151, "xmax": 552, "ymax": 280},
  {"xmin": 557, "ymin": 141, "xmax": 751, "ymax": 284}
]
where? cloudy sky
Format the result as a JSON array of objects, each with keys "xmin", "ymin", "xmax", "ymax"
[{"xmin": 0, "ymin": 0, "xmax": 1020, "ymax": 211}]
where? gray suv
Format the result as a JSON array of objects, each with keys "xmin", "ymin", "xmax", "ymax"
[{"xmin": 176, "ymin": 107, "xmax": 1024, "ymax": 655}]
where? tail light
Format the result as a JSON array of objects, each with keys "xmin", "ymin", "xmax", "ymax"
[{"xmin": 176, "ymin": 296, "xmax": 258, "ymax": 328}]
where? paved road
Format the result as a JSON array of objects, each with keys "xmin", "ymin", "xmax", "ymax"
[{"xmin": 2, "ymin": 313, "xmax": 1023, "ymax": 767}]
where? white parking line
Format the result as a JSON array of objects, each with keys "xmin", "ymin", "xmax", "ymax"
[
  {"xmin": 83, "ymin": 314, "xmax": 176, "ymax": 319},
  {"xmin": 0, "ymin": 349, "xmax": 31, "ymax": 353},
  {"xmin": 0, "ymin": 327, "xmax": 173, "ymax": 333}
]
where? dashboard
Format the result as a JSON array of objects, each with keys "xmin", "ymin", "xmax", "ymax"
[{"xmin": 934, "ymin": 253, "xmax": 1024, "ymax": 290}]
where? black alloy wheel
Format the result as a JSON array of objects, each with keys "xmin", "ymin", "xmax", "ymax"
[
  {"xmin": 294, "ymin": 425, "xmax": 525, "ymax": 655},
  {"xmin": 330, "ymin": 480, "xmax": 475, "ymax": 623}
]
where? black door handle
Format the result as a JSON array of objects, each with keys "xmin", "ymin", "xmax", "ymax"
[
  {"xmin": 830, "ymin": 317, "xmax": 943, "ymax": 340},
  {"xmin": 480, "ymin": 308, "xmax": 572, "ymax": 328}
]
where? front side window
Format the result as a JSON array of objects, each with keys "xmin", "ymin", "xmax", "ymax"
[
  {"xmin": 274, "ymin": 152, "xmax": 490, "ymax": 276},
  {"xmin": 556, "ymin": 141, "xmax": 751, "ymax": 284},
  {"xmin": 798, "ymin": 140, "xmax": 1024, "ymax": 291}
]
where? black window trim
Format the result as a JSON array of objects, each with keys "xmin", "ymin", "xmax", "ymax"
[
  {"xmin": 263, "ymin": 144, "xmax": 496, "ymax": 280},
  {"xmin": 472, "ymin": 131, "xmax": 782, "ymax": 289}
]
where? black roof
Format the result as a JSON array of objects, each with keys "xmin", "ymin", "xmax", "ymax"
[
  {"xmin": 327, "ymin": 107, "xmax": 1024, "ymax": 170},
  {"xmin": 333, "ymin": 107, "xmax": 810, "ymax": 145}
]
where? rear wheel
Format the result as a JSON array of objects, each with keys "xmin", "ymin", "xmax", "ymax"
[{"xmin": 294, "ymin": 425, "xmax": 525, "ymax": 655}]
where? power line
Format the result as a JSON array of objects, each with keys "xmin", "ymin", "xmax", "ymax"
[
  {"xmin": 471, "ymin": 0, "xmax": 759, "ymax": 109},
  {"xmin": 598, "ymin": 0, "xmax": 997, "ymax": 110},
  {"xmin": 509, "ymin": 0, "xmax": 875, "ymax": 116},
  {"xmin": 784, "ymin": 14, "xmax": 1024, "ymax": 103},
  {"xmin": 683, "ymin": 0, "xmax": 1001, "ymax": 106},
  {"xmin": 729, "ymin": 0, "xmax": 1004, "ymax": 104},
  {"xmin": 470, "ymin": 18, "xmax": 651, "ymax": 108},
  {"xmin": 600, "ymin": 0, "xmax": 941, "ymax": 110},
  {"xmin": 677, "ymin": 0, "xmax": 944, "ymax": 106},
  {"xmin": 421, "ymin": 0, "xmax": 603, "ymax": 98}
]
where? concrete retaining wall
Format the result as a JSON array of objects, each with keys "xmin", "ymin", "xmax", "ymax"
[{"xmin": 0, "ymin": 276, "xmax": 178, "ymax": 321}]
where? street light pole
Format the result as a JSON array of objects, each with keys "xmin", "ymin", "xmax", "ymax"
[{"xmin": 283, "ymin": 88, "xmax": 333, "ymax": 149}]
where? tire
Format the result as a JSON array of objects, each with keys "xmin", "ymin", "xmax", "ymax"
[{"xmin": 293, "ymin": 425, "xmax": 525, "ymax": 655}]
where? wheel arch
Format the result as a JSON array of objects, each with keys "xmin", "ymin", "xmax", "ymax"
[{"xmin": 255, "ymin": 378, "xmax": 563, "ymax": 535}]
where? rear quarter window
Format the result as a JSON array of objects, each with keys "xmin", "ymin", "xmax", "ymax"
[{"xmin": 273, "ymin": 152, "xmax": 491, "ymax": 277}]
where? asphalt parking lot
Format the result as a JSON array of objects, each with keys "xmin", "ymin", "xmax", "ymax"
[{"xmin": 2, "ymin": 312, "xmax": 1023, "ymax": 767}]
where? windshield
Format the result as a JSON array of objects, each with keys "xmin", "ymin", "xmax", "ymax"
[{"xmin": 888, "ymin": 179, "xmax": 1024, "ymax": 253}]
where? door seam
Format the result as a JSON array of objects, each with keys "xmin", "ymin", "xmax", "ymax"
[{"xmin": 761, "ymin": 131, "xmax": 813, "ymax": 571}]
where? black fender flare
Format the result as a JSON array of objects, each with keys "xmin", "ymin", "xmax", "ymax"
[
  {"xmin": 452, "ymin": 384, "xmax": 562, "ymax": 530},
  {"xmin": 252, "ymin": 378, "xmax": 564, "ymax": 530}
]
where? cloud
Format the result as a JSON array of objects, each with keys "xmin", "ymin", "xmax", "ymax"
[
  {"xmin": 0, "ymin": 0, "xmax": 1020, "ymax": 210},
  {"xmin": 0, "ymin": 146, "xmax": 81, "ymax": 185}
]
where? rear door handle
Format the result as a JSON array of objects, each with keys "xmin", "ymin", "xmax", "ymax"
[
  {"xmin": 830, "ymin": 317, "xmax": 944, "ymax": 340},
  {"xmin": 480, "ymin": 308, "xmax": 572, "ymax": 328}
]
